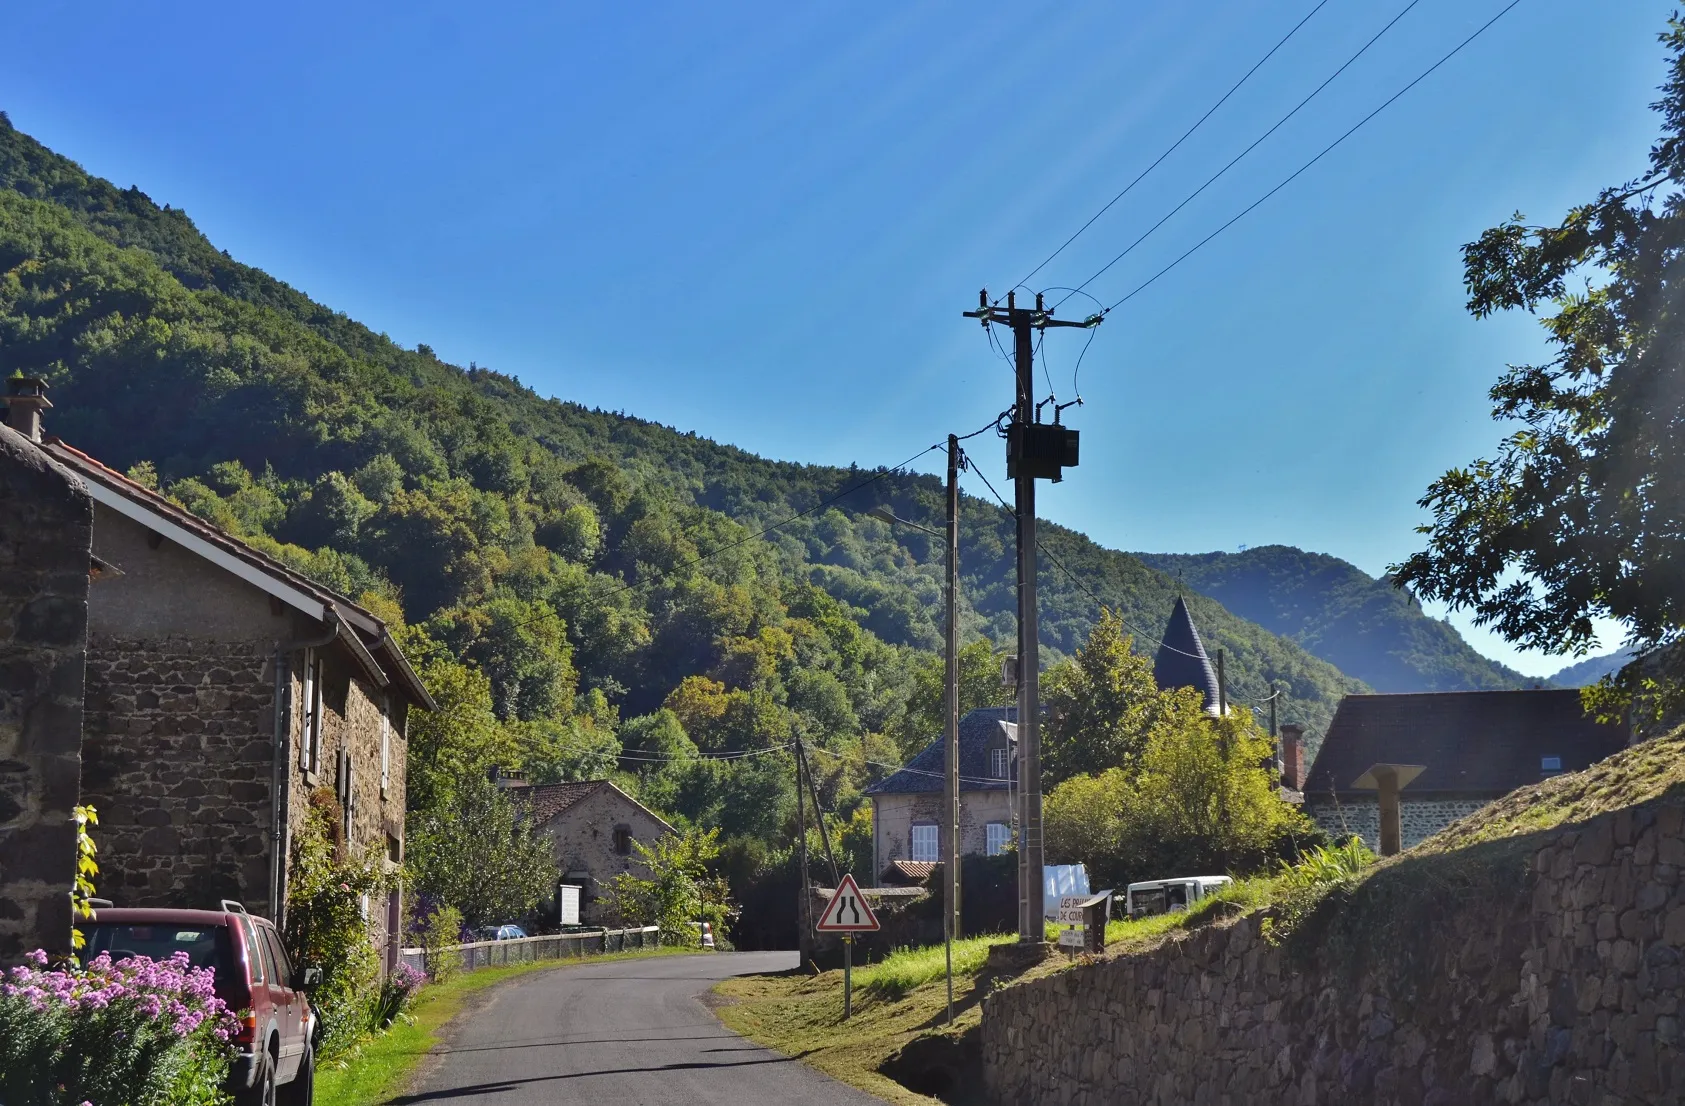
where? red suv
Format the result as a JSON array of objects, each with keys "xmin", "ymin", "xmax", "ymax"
[{"xmin": 83, "ymin": 901, "xmax": 317, "ymax": 1106}]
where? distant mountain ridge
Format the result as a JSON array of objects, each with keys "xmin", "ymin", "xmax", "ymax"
[
  {"xmin": 0, "ymin": 114, "xmax": 1367, "ymax": 744},
  {"xmin": 1136, "ymin": 546, "xmax": 1533, "ymax": 693},
  {"xmin": 1548, "ymin": 650, "xmax": 1635, "ymax": 688}
]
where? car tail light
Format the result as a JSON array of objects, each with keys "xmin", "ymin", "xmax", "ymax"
[{"xmin": 234, "ymin": 1013, "xmax": 259, "ymax": 1044}]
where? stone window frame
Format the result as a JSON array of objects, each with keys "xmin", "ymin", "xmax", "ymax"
[
  {"xmin": 985, "ymin": 822, "xmax": 1011, "ymax": 856},
  {"xmin": 613, "ymin": 824, "xmax": 633, "ymax": 856},
  {"xmin": 379, "ymin": 695, "xmax": 391, "ymax": 800},
  {"xmin": 910, "ymin": 821, "xmax": 939, "ymax": 863}
]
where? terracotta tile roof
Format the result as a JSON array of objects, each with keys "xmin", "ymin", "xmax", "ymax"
[
  {"xmin": 866, "ymin": 707, "xmax": 1018, "ymax": 795},
  {"xmin": 880, "ymin": 860, "xmax": 937, "ymax": 886},
  {"xmin": 1153, "ymin": 596, "xmax": 1221, "ymax": 714},
  {"xmin": 1303, "ymin": 690, "xmax": 1628, "ymax": 798},
  {"xmin": 39, "ymin": 436, "xmax": 434, "ymax": 711},
  {"xmin": 520, "ymin": 779, "xmax": 676, "ymax": 834}
]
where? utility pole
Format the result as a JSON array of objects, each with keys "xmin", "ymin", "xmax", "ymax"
[
  {"xmin": 943, "ymin": 432, "xmax": 961, "ymax": 1021},
  {"xmin": 964, "ymin": 289, "xmax": 1098, "ymax": 945},
  {"xmin": 867, "ymin": 455, "xmax": 961, "ymax": 1018},
  {"xmin": 796, "ymin": 733, "xmax": 812, "ymax": 966},
  {"xmin": 799, "ymin": 739, "xmax": 841, "ymax": 886}
]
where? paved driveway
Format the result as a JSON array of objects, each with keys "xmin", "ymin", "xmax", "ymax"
[{"xmin": 393, "ymin": 951, "xmax": 880, "ymax": 1105}]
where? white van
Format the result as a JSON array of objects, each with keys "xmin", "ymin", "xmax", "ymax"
[{"xmin": 1125, "ymin": 876, "xmax": 1231, "ymax": 919}]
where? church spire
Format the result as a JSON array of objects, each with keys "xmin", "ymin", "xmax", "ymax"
[{"xmin": 1153, "ymin": 596, "xmax": 1222, "ymax": 715}]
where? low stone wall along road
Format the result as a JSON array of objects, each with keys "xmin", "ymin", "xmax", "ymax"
[{"xmin": 394, "ymin": 951, "xmax": 879, "ymax": 1105}]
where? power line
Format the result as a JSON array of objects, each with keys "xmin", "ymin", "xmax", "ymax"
[
  {"xmin": 1058, "ymin": 0, "xmax": 1425, "ymax": 311},
  {"xmin": 803, "ymin": 742, "xmax": 1004, "ymax": 788},
  {"xmin": 1007, "ymin": 0, "xmax": 1333, "ymax": 298},
  {"xmin": 614, "ymin": 742, "xmax": 795, "ymax": 765},
  {"xmin": 1098, "ymin": 0, "xmax": 1524, "ymax": 315},
  {"xmin": 962, "ymin": 457, "xmax": 1209, "ymax": 663}
]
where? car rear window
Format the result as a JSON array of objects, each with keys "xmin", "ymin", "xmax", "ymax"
[{"xmin": 82, "ymin": 923, "xmax": 239, "ymax": 981}]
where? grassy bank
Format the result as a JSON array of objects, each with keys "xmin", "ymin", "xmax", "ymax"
[
  {"xmin": 713, "ymin": 913, "xmax": 1214, "ymax": 1103},
  {"xmin": 718, "ymin": 731, "xmax": 1685, "ymax": 1102},
  {"xmin": 314, "ymin": 947, "xmax": 690, "ymax": 1106}
]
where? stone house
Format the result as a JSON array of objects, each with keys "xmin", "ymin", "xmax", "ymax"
[
  {"xmin": 0, "ymin": 415, "xmax": 92, "ymax": 960},
  {"xmin": 1300, "ymin": 689, "xmax": 1627, "ymax": 852},
  {"xmin": 866, "ymin": 706, "xmax": 1018, "ymax": 885},
  {"xmin": 518, "ymin": 779, "xmax": 674, "ymax": 926},
  {"xmin": 0, "ymin": 380, "xmax": 434, "ymax": 964}
]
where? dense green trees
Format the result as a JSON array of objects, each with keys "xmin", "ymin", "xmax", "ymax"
[
  {"xmin": 0, "ymin": 114, "xmax": 1370, "ymax": 933},
  {"xmin": 1042, "ymin": 618, "xmax": 1319, "ymax": 892}
]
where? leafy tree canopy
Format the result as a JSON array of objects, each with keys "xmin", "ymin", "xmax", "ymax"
[{"xmin": 1395, "ymin": 18, "xmax": 1685, "ymax": 679}]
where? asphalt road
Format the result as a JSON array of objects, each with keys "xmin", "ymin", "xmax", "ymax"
[{"xmin": 393, "ymin": 951, "xmax": 882, "ymax": 1105}]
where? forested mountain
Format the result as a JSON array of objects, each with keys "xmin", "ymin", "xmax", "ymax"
[
  {"xmin": 1136, "ymin": 547, "xmax": 1532, "ymax": 693},
  {"xmin": 1548, "ymin": 650, "xmax": 1634, "ymax": 688},
  {"xmin": 0, "ymin": 114, "xmax": 1369, "ymax": 746}
]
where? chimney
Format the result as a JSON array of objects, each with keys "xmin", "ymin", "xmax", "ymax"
[
  {"xmin": 1280, "ymin": 723, "xmax": 1306, "ymax": 790},
  {"xmin": 4, "ymin": 376, "xmax": 51, "ymax": 442}
]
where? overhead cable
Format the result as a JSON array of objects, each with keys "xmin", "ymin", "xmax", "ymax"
[
  {"xmin": 1058, "ymin": 0, "xmax": 1426, "ymax": 311},
  {"xmin": 1097, "ymin": 0, "xmax": 1524, "ymax": 315},
  {"xmin": 1006, "ymin": 0, "xmax": 1334, "ymax": 299}
]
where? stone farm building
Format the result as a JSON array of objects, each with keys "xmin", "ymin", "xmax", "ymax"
[
  {"xmin": 866, "ymin": 706, "xmax": 1018, "ymax": 885},
  {"xmin": 1301, "ymin": 689, "xmax": 1628, "ymax": 852},
  {"xmin": 0, "ymin": 380, "xmax": 434, "ymax": 961},
  {"xmin": 515, "ymin": 778, "xmax": 674, "ymax": 926}
]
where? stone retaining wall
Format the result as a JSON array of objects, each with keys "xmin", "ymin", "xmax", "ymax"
[{"xmin": 981, "ymin": 793, "xmax": 1685, "ymax": 1104}]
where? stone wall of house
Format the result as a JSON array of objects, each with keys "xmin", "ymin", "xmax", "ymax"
[
  {"xmin": 1305, "ymin": 796, "xmax": 1492, "ymax": 853},
  {"xmin": 279, "ymin": 646, "xmax": 406, "ymax": 958},
  {"xmin": 873, "ymin": 789, "xmax": 1014, "ymax": 883},
  {"xmin": 81, "ymin": 633, "xmax": 277, "ymax": 914},
  {"xmin": 0, "ymin": 427, "xmax": 90, "ymax": 961},
  {"xmin": 539, "ymin": 787, "xmax": 670, "ymax": 925},
  {"xmin": 981, "ymin": 794, "xmax": 1685, "ymax": 1105}
]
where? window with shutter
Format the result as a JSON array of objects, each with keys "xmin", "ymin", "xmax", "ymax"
[{"xmin": 910, "ymin": 823, "xmax": 939, "ymax": 862}]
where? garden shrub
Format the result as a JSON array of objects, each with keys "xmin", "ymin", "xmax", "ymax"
[
  {"xmin": 419, "ymin": 903, "xmax": 464, "ymax": 982},
  {"xmin": 0, "ymin": 949, "xmax": 236, "ymax": 1106},
  {"xmin": 282, "ymin": 789, "xmax": 391, "ymax": 1059}
]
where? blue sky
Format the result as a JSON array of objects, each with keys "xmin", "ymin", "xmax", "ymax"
[{"xmin": 3, "ymin": 1, "xmax": 1671, "ymax": 675}]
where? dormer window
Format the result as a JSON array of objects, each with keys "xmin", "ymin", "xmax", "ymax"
[{"xmin": 990, "ymin": 747, "xmax": 1010, "ymax": 780}]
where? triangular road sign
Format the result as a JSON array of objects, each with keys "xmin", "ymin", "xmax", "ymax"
[{"xmin": 815, "ymin": 873, "xmax": 880, "ymax": 932}]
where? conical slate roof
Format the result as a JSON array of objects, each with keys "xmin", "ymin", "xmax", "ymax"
[{"xmin": 1153, "ymin": 596, "xmax": 1222, "ymax": 714}]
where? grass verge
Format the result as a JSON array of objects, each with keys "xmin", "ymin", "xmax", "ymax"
[
  {"xmin": 714, "ymin": 913, "xmax": 1228, "ymax": 1104},
  {"xmin": 314, "ymin": 946, "xmax": 690, "ymax": 1106}
]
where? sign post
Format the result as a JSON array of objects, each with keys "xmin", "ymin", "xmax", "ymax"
[{"xmin": 815, "ymin": 873, "xmax": 880, "ymax": 1019}]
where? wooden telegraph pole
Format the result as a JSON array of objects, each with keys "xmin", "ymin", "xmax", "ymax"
[
  {"xmin": 964, "ymin": 290, "xmax": 1098, "ymax": 945},
  {"xmin": 943, "ymin": 433, "xmax": 961, "ymax": 1020}
]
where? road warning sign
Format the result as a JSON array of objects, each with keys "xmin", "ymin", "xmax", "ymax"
[{"xmin": 815, "ymin": 873, "xmax": 880, "ymax": 933}]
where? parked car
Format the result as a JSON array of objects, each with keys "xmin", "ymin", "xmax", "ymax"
[
  {"xmin": 82, "ymin": 900, "xmax": 318, "ymax": 1106},
  {"xmin": 477, "ymin": 924, "xmax": 528, "ymax": 942},
  {"xmin": 1124, "ymin": 876, "xmax": 1232, "ymax": 919}
]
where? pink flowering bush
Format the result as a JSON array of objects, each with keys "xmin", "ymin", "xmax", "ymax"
[
  {"xmin": 0, "ymin": 949, "xmax": 237, "ymax": 1106},
  {"xmin": 368, "ymin": 962, "xmax": 426, "ymax": 1033}
]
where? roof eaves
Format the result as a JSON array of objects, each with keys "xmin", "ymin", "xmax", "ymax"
[{"xmin": 44, "ymin": 438, "xmax": 440, "ymax": 712}]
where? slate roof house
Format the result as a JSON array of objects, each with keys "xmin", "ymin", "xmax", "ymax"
[
  {"xmin": 1301, "ymin": 689, "xmax": 1627, "ymax": 852},
  {"xmin": 1154, "ymin": 596, "xmax": 1224, "ymax": 715},
  {"xmin": 514, "ymin": 778, "xmax": 674, "ymax": 925},
  {"xmin": 866, "ymin": 706, "xmax": 1018, "ymax": 886},
  {"xmin": 0, "ymin": 379, "xmax": 435, "ymax": 964}
]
